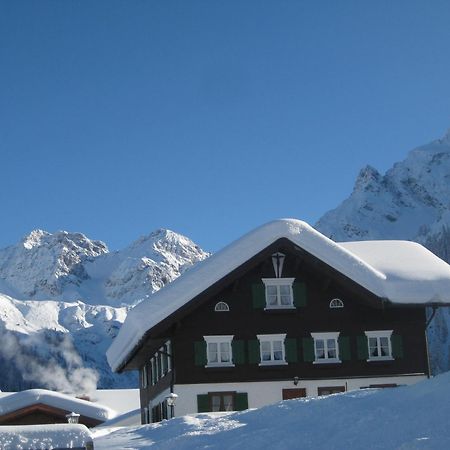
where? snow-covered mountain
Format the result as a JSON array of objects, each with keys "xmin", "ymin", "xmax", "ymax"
[
  {"xmin": 316, "ymin": 128, "xmax": 450, "ymax": 373},
  {"xmin": 0, "ymin": 229, "xmax": 209, "ymax": 393}
]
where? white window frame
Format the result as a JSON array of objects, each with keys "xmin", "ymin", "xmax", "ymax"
[
  {"xmin": 214, "ymin": 301, "xmax": 230, "ymax": 312},
  {"xmin": 262, "ymin": 278, "xmax": 295, "ymax": 310},
  {"xmin": 311, "ymin": 332, "xmax": 341, "ymax": 364},
  {"xmin": 204, "ymin": 335, "xmax": 235, "ymax": 368},
  {"xmin": 329, "ymin": 298, "xmax": 344, "ymax": 309},
  {"xmin": 365, "ymin": 330, "xmax": 393, "ymax": 361},
  {"xmin": 257, "ymin": 333, "xmax": 287, "ymax": 366}
]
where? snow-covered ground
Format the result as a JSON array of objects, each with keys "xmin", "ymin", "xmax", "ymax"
[{"xmin": 93, "ymin": 371, "xmax": 450, "ymax": 450}]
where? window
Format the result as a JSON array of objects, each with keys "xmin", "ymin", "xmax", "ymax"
[
  {"xmin": 311, "ymin": 332, "xmax": 341, "ymax": 364},
  {"xmin": 365, "ymin": 330, "xmax": 393, "ymax": 361},
  {"xmin": 204, "ymin": 336, "xmax": 234, "ymax": 367},
  {"xmin": 262, "ymin": 278, "xmax": 295, "ymax": 309},
  {"xmin": 141, "ymin": 364, "xmax": 148, "ymax": 388},
  {"xmin": 210, "ymin": 392, "xmax": 235, "ymax": 412},
  {"xmin": 257, "ymin": 334, "xmax": 287, "ymax": 365},
  {"xmin": 214, "ymin": 301, "xmax": 230, "ymax": 312},
  {"xmin": 318, "ymin": 386, "xmax": 346, "ymax": 396},
  {"xmin": 143, "ymin": 406, "xmax": 149, "ymax": 424},
  {"xmin": 329, "ymin": 298, "xmax": 344, "ymax": 309}
]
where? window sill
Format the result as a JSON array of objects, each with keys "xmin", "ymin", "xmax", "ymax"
[
  {"xmin": 264, "ymin": 306, "xmax": 296, "ymax": 311},
  {"xmin": 205, "ymin": 364, "xmax": 235, "ymax": 369},
  {"xmin": 258, "ymin": 361, "xmax": 288, "ymax": 367},
  {"xmin": 366, "ymin": 357, "xmax": 394, "ymax": 362},
  {"xmin": 313, "ymin": 359, "xmax": 342, "ymax": 365}
]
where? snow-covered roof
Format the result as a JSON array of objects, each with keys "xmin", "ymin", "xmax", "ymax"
[
  {"xmin": 0, "ymin": 389, "xmax": 116, "ymax": 422},
  {"xmin": 107, "ymin": 219, "xmax": 450, "ymax": 372},
  {"xmin": 0, "ymin": 424, "xmax": 93, "ymax": 449}
]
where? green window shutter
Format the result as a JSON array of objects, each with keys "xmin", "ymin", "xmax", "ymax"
[
  {"xmin": 302, "ymin": 337, "xmax": 315, "ymax": 362},
  {"xmin": 391, "ymin": 334, "xmax": 404, "ymax": 359},
  {"xmin": 252, "ymin": 283, "xmax": 266, "ymax": 309},
  {"xmin": 357, "ymin": 335, "xmax": 368, "ymax": 360},
  {"xmin": 248, "ymin": 339, "xmax": 261, "ymax": 364},
  {"xmin": 285, "ymin": 338, "xmax": 298, "ymax": 363},
  {"xmin": 194, "ymin": 341, "xmax": 207, "ymax": 366},
  {"xmin": 293, "ymin": 282, "xmax": 307, "ymax": 307},
  {"xmin": 197, "ymin": 394, "xmax": 210, "ymax": 413},
  {"xmin": 338, "ymin": 336, "xmax": 351, "ymax": 361},
  {"xmin": 235, "ymin": 393, "xmax": 249, "ymax": 411},
  {"xmin": 232, "ymin": 340, "xmax": 245, "ymax": 365}
]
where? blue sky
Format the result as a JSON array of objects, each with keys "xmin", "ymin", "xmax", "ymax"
[{"xmin": 1, "ymin": 1, "xmax": 450, "ymax": 252}]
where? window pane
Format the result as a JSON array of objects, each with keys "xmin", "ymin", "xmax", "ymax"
[
  {"xmin": 211, "ymin": 395, "xmax": 221, "ymax": 412},
  {"xmin": 327, "ymin": 339, "xmax": 337, "ymax": 358},
  {"xmin": 208, "ymin": 343, "xmax": 218, "ymax": 363},
  {"xmin": 220, "ymin": 342, "xmax": 231, "ymax": 362},
  {"xmin": 279, "ymin": 285, "xmax": 290, "ymax": 295},
  {"xmin": 261, "ymin": 341, "xmax": 272, "ymax": 361},
  {"xmin": 223, "ymin": 395, "xmax": 234, "ymax": 411},
  {"xmin": 273, "ymin": 340, "xmax": 283, "ymax": 360},
  {"xmin": 368, "ymin": 337, "xmax": 379, "ymax": 357},
  {"xmin": 315, "ymin": 339, "xmax": 325, "ymax": 359},
  {"xmin": 380, "ymin": 337, "xmax": 389, "ymax": 356},
  {"xmin": 267, "ymin": 286, "xmax": 279, "ymax": 305}
]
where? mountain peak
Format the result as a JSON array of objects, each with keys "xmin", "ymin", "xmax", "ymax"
[
  {"xmin": 22, "ymin": 229, "xmax": 50, "ymax": 249},
  {"xmin": 354, "ymin": 165, "xmax": 382, "ymax": 192}
]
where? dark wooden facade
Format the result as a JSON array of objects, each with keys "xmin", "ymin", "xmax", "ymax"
[{"xmin": 134, "ymin": 238, "xmax": 429, "ymax": 412}]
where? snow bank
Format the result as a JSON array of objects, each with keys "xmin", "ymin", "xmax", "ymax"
[
  {"xmin": 94, "ymin": 371, "xmax": 450, "ymax": 449},
  {"xmin": 0, "ymin": 423, "xmax": 93, "ymax": 450},
  {"xmin": 108, "ymin": 219, "xmax": 450, "ymax": 371},
  {"xmin": 0, "ymin": 389, "xmax": 116, "ymax": 422}
]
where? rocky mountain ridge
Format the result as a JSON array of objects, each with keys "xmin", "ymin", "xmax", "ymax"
[
  {"xmin": 0, "ymin": 228, "xmax": 209, "ymax": 392},
  {"xmin": 316, "ymin": 128, "xmax": 450, "ymax": 374}
]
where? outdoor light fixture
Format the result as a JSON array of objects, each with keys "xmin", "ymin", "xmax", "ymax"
[
  {"xmin": 293, "ymin": 376, "xmax": 300, "ymax": 386},
  {"xmin": 166, "ymin": 392, "xmax": 178, "ymax": 418},
  {"xmin": 66, "ymin": 411, "xmax": 80, "ymax": 424}
]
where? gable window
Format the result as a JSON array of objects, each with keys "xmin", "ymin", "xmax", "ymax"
[
  {"xmin": 257, "ymin": 334, "xmax": 287, "ymax": 365},
  {"xmin": 311, "ymin": 332, "xmax": 341, "ymax": 364},
  {"xmin": 204, "ymin": 336, "xmax": 234, "ymax": 367},
  {"xmin": 262, "ymin": 278, "xmax": 295, "ymax": 309},
  {"xmin": 214, "ymin": 301, "xmax": 230, "ymax": 312},
  {"xmin": 329, "ymin": 298, "xmax": 344, "ymax": 309},
  {"xmin": 365, "ymin": 330, "xmax": 393, "ymax": 361}
]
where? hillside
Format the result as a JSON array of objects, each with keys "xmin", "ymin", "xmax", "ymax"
[
  {"xmin": 316, "ymin": 128, "xmax": 450, "ymax": 373},
  {"xmin": 93, "ymin": 371, "xmax": 450, "ymax": 450}
]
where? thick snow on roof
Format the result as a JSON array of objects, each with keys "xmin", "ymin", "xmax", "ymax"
[
  {"xmin": 107, "ymin": 219, "xmax": 450, "ymax": 371},
  {"xmin": 340, "ymin": 240, "xmax": 450, "ymax": 304},
  {"xmin": 0, "ymin": 424, "xmax": 92, "ymax": 450},
  {"xmin": 0, "ymin": 389, "xmax": 116, "ymax": 422}
]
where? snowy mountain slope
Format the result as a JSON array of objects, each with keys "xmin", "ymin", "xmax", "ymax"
[
  {"xmin": 0, "ymin": 228, "xmax": 208, "ymax": 307},
  {"xmin": 93, "ymin": 371, "xmax": 450, "ymax": 450},
  {"xmin": 316, "ymin": 128, "xmax": 450, "ymax": 373},
  {"xmin": 0, "ymin": 229, "xmax": 208, "ymax": 392}
]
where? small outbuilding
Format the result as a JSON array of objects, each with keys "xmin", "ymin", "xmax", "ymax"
[{"xmin": 0, "ymin": 389, "xmax": 116, "ymax": 428}]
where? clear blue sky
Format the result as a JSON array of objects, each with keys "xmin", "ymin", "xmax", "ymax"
[{"xmin": 1, "ymin": 1, "xmax": 450, "ymax": 252}]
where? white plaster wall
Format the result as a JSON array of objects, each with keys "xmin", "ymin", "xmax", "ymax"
[{"xmin": 172, "ymin": 374, "xmax": 427, "ymax": 417}]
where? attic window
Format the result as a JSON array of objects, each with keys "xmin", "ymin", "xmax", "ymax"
[
  {"xmin": 214, "ymin": 301, "xmax": 230, "ymax": 312},
  {"xmin": 330, "ymin": 298, "xmax": 344, "ymax": 309}
]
